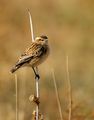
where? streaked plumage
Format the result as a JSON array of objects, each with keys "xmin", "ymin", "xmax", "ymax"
[{"xmin": 10, "ymin": 35, "xmax": 49, "ymax": 78}]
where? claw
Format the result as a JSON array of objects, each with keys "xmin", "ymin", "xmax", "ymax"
[{"xmin": 35, "ymin": 74, "xmax": 40, "ymax": 80}]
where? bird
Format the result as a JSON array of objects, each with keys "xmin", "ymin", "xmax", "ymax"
[{"xmin": 10, "ymin": 35, "xmax": 50, "ymax": 79}]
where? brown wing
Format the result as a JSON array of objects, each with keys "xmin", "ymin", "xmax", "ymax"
[
  {"xmin": 10, "ymin": 42, "xmax": 48, "ymax": 73},
  {"xmin": 15, "ymin": 42, "xmax": 44, "ymax": 66}
]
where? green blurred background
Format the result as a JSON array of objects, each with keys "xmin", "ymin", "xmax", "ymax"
[{"xmin": 0, "ymin": 0, "xmax": 94, "ymax": 119}]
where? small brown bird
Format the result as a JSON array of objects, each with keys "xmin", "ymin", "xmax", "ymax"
[{"xmin": 10, "ymin": 35, "xmax": 49, "ymax": 79}]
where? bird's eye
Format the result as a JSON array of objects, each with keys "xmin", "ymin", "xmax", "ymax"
[{"xmin": 39, "ymin": 39, "xmax": 44, "ymax": 41}]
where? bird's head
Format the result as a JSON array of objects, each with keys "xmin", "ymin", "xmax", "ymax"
[{"xmin": 35, "ymin": 35, "xmax": 48, "ymax": 45}]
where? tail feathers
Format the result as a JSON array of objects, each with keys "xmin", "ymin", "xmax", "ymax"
[{"xmin": 10, "ymin": 65, "xmax": 21, "ymax": 73}]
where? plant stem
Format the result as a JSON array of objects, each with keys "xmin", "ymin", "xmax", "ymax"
[
  {"xmin": 36, "ymin": 76, "xmax": 39, "ymax": 120},
  {"xmin": 28, "ymin": 9, "xmax": 34, "ymax": 42},
  {"xmin": 52, "ymin": 69, "xmax": 63, "ymax": 120},
  {"xmin": 66, "ymin": 55, "xmax": 72, "ymax": 120},
  {"xmin": 15, "ymin": 74, "xmax": 18, "ymax": 120},
  {"xmin": 28, "ymin": 10, "xmax": 39, "ymax": 120}
]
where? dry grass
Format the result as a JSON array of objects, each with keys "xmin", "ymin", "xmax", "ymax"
[
  {"xmin": 66, "ymin": 56, "xmax": 72, "ymax": 120},
  {"xmin": 15, "ymin": 74, "xmax": 18, "ymax": 120},
  {"xmin": 52, "ymin": 69, "xmax": 63, "ymax": 120},
  {"xmin": 28, "ymin": 10, "xmax": 40, "ymax": 120}
]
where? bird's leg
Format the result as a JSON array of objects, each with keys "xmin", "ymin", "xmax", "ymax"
[{"xmin": 32, "ymin": 67, "xmax": 40, "ymax": 79}]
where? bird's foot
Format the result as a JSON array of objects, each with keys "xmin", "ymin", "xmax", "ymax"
[{"xmin": 35, "ymin": 74, "xmax": 40, "ymax": 80}]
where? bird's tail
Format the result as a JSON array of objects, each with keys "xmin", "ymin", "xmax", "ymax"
[{"xmin": 10, "ymin": 65, "xmax": 21, "ymax": 73}]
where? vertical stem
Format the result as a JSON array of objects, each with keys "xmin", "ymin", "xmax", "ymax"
[
  {"xmin": 36, "ymin": 78, "xmax": 39, "ymax": 120},
  {"xmin": 36, "ymin": 67, "xmax": 39, "ymax": 97},
  {"xmin": 52, "ymin": 69, "xmax": 63, "ymax": 120},
  {"xmin": 66, "ymin": 56, "xmax": 72, "ymax": 120},
  {"xmin": 28, "ymin": 9, "xmax": 34, "ymax": 42},
  {"xmin": 28, "ymin": 10, "xmax": 39, "ymax": 120},
  {"xmin": 36, "ymin": 78, "xmax": 39, "ymax": 98},
  {"xmin": 35, "ymin": 67, "xmax": 39, "ymax": 120},
  {"xmin": 15, "ymin": 74, "xmax": 18, "ymax": 120}
]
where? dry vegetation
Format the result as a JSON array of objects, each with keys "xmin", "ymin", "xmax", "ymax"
[{"xmin": 0, "ymin": 0, "xmax": 94, "ymax": 119}]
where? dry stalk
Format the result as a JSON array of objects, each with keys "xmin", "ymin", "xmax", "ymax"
[
  {"xmin": 52, "ymin": 69, "xmax": 64, "ymax": 120},
  {"xmin": 32, "ymin": 110, "xmax": 44, "ymax": 120},
  {"xmin": 28, "ymin": 9, "xmax": 34, "ymax": 42},
  {"xmin": 15, "ymin": 74, "xmax": 18, "ymax": 120},
  {"xmin": 66, "ymin": 55, "xmax": 72, "ymax": 120},
  {"xmin": 29, "ymin": 94, "xmax": 40, "ymax": 105},
  {"xmin": 28, "ymin": 9, "xmax": 40, "ymax": 120}
]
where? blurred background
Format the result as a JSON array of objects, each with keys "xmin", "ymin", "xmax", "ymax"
[{"xmin": 0, "ymin": 0, "xmax": 94, "ymax": 119}]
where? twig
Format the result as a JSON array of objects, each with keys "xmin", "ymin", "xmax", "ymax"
[
  {"xmin": 35, "ymin": 66, "xmax": 39, "ymax": 97},
  {"xmin": 28, "ymin": 9, "xmax": 39, "ymax": 120},
  {"xmin": 52, "ymin": 69, "xmax": 64, "ymax": 120},
  {"xmin": 36, "ymin": 76, "xmax": 39, "ymax": 120},
  {"xmin": 66, "ymin": 55, "xmax": 72, "ymax": 120},
  {"xmin": 28, "ymin": 9, "xmax": 34, "ymax": 42},
  {"xmin": 15, "ymin": 74, "xmax": 18, "ymax": 120}
]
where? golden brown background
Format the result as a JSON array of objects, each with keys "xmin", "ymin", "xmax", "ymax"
[{"xmin": 0, "ymin": 0, "xmax": 94, "ymax": 119}]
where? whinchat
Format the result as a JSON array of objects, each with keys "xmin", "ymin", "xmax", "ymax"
[{"xmin": 10, "ymin": 35, "xmax": 50, "ymax": 79}]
